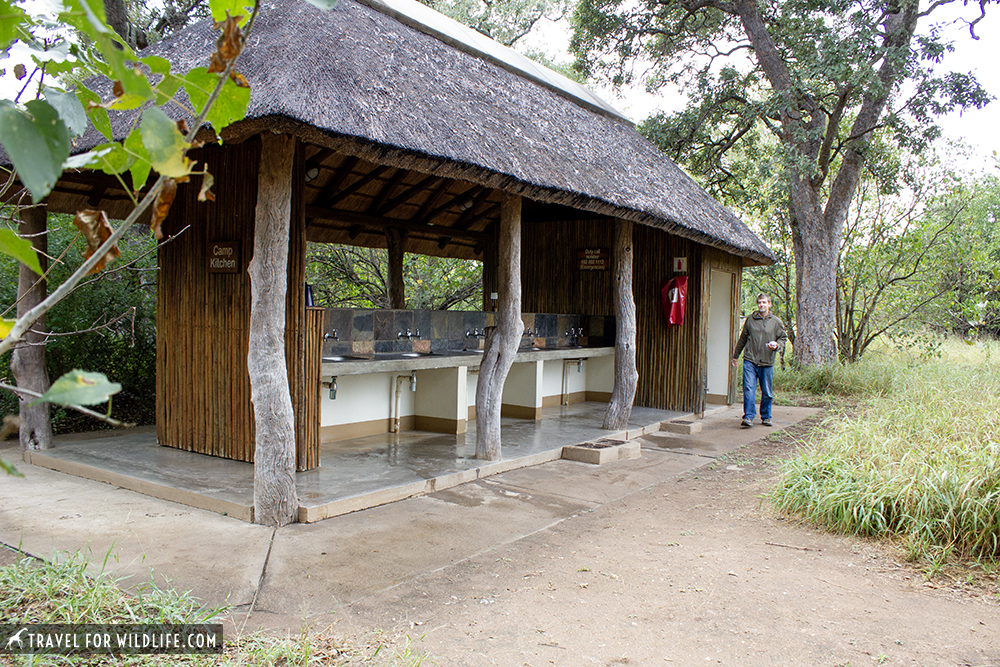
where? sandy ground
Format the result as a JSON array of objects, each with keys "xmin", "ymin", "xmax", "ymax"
[{"xmin": 339, "ymin": 422, "xmax": 1000, "ymax": 667}]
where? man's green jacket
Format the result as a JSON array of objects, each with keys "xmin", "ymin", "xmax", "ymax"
[{"xmin": 733, "ymin": 312, "xmax": 787, "ymax": 367}]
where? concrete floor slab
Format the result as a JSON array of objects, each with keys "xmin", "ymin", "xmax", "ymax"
[
  {"xmin": 251, "ymin": 480, "xmax": 594, "ymax": 625},
  {"xmin": 0, "ymin": 449, "xmax": 271, "ymax": 608},
  {"xmin": 481, "ymin": 449, "xmax": 715, "ymax": 505},
  {"xmin": 19, "ymin": 402, "xmax": 683, "ymax": 523}
]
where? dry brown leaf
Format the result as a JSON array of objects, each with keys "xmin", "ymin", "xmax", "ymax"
[
  {"xmin": 198, "ymin": 171, "xmax": 215, "ymax": 202},
  {"xmin": 112, "ymin": 80, "xmax": 124, "ymax": 98},
  {"xmin": 229, "ymin": 70, "xmax": 250, "ymax": 88},
  {"xmin": 215, "ymin": 13, "xmax": 244, "ymax": 61},
  {"xmin": 207, "ymin": 51, "xmax": 226, "ymax": 75},
  {"xmin": 176, "ymin": 119, "xmax": 189, "ymax": 135},
  {"xmin": 207, "ymin": 12, "xmax": 244, "ymax": 73},
  {"xmin": 150, "ymin": 179, "xmax": 177, "ymax": 240},
  {"xmin": 72, "ymin": 209, "xmax": 121, "ymax": 275}
]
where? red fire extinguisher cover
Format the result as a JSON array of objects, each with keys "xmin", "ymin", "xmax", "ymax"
[{"xmin": 661, "ymin": 275, "xmax": 688, "ymax": 326}]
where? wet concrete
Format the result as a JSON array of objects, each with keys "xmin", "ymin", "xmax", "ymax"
[{"xmin": 21, "ymin": 402, "xmax": 683, "ymax": 522}]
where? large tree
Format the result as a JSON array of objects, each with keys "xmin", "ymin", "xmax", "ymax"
[{"xmin": 572, "ymin": 0, "xmax": 992, "ymax": 365}]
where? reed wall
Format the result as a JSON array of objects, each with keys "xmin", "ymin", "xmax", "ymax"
[{"xmin": 156, "ymin": 136, "xmax": 320, "ymax": 470}]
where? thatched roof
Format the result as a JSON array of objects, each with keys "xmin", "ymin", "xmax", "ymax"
[{"xmin": 10, "ymin": 0, "xmax": 775, "ymax": 264}]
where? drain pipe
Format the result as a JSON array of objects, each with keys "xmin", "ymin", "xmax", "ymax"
[
  {"xmin": 392, "ymin": 372, "xmax": 417, "ymax": 433},
  {"xmin": 561, "ymin": 359, "xmax": 584, "ymax": 405}
]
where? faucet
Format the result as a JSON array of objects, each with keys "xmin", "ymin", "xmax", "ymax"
[
  {"xmin": 522, "ymin": 328, "xmax": 534, "ymax": 337},
  {"xmin": 466, "ymin": 328, "xmax": 484, "ymax": 338},
  {"xmin": 324, "ymin": 330, "xmax": 338, "ymax": 341},
  {"xmin": 565, "ymin": 327, "xmax": 583, "ymax": 346},
  {"xmin": 397, "ymin": 329, "xmax": 421, "ymax": 339}
]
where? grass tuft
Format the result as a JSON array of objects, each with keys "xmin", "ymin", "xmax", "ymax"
[{"xmin": 0, "ymin": 548, "xmax": 428, "ymax": 666}]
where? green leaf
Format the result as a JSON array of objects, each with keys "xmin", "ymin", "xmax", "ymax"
[
  {"xmin": 0, "ymin": 456, "xmax": 22, "ymax": 477},
  {"xmin": 31, "ymin": 369, "xmax": 122, "ymax": 407},
  {"xmin": 77, "ymin": 85, "xmax": 112, "ymax": 139},
  {"xmin": 88, "ymin": 141, "xmax": 135, "ymax": 175},
  {"xmin": 125, "ymin": 129, "xmax": 152, "ymax": 191},
  {"xmin": 183, "ymin": 67, "xmax": 250, "ymax": 135},
  {"xmin": 44, "ymin": 86, "xmax": 89, "ymax": 137},
  {"xmin": 0, "ymin": 0, "xmax": 28, "ymax": 49},
  {"xmin": 208, "ymin": 0, "xmax": 254, "ymax": 24},
  {"xmin": 0, "ymin": 99, "xmax": 71, "ymax": 203},
  {"xmin": 63, "ymin": 145, "xmax": 116, "ymax": 170},
  {"xmin": 140, "ymin": 106, "xmax": 190, "ymax": 178},
  {"xmin": 142, "ymin": 55, "xmax": 172, "ymax": 75},
  {"xmin": 0, "ymin": 228, "xmax": 44, "ymax": 275}
]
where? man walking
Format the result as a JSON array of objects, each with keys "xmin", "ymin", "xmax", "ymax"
[{"xmin": 732, "ymin": 293, "xmax": 787, "ymax": 428}]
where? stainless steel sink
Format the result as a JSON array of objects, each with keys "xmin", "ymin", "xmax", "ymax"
[
  {"xmin": 374, "ymin": 351, "xmax": 435, "ymax": 360},
  {"xmin": 321, "ymin": 355, "xmax": 366, "ymax": 362}
]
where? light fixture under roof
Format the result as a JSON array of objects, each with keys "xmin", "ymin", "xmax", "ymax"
[{"xmin": 305, "ymin": 167, "xmax": 320, "ymax": 183}]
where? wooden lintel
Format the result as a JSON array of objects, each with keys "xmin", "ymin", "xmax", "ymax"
[
  {"xmin": 305, "ymin": 206, "xmax": 492, "ymax": 242},
  {"xmin": 347, "ymin": 225, "xmax": 362, "ymax": 240}
]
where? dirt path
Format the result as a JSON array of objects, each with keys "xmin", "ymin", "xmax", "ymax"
[{"xmin": 343, "ymin": 424, "xmax": 1000, "ymax": 666}]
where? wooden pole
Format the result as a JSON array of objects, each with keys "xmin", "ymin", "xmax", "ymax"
[
  {"xmin": 248, "ymin": 132, "xmax": 298, "ymax": 526},
  {"xmin": 603, "ymin": 218, "xmax": 638, "ymax": 430},
  {"xmin": 11, "ymin": 204, "xmax": 52, "ymax": 451},
  {"xmin": 386, "ymin": 227, "xmax": 407, "ymax": 309},
  {"xmin": 475, "ymin": 192, "xmax": 522, "ymax": 461}
]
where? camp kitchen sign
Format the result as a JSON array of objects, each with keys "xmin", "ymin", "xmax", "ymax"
[
  {"xmin": 577, "ymin": 248, "xmax": 609, "ymax": 271},
  {"xmin": 208, "ymin": 242, "xmax": 240, "ymax": 273}
]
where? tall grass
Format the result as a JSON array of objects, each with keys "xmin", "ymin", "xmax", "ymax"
[{"xmin": 771, "ymin": 339, "xmax": 1000, "ymax": 564}]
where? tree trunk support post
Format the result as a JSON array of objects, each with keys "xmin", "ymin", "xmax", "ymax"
[
  {"xmin": 12, "ymin": 204, "xmax": 53, "ymax": 451},
  {"xmin": 248, "ymin": 132, "xmax": 298, "ymax": 527},
  {"xmin": 386, "ymin": 227, "xmax": 407, "ymax": 309},
  {"xmin": 602, "ymin": 218, "xmax": 638, "ymax": 430},
  {"xmin": 475, "ymin": 192, "xmax": 522, "ymax": 461}
]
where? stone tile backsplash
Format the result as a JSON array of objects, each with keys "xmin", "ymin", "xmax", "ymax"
[{"xmin": 321, "ymin": 308, "xmax": 614, "ymax": 357}]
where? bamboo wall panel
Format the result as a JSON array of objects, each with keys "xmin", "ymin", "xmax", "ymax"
[
  {"xmin": 157, "ymin": 136, "xmax": 318, "ymax": 469},
  {"xmin": 301, "ymin": 307, "xmax": 324, "ymax": 469},
  {"xmin": 632, "ymin": 226, "xmax": 706, "ymax": 411},
  {"xmin": 521, "ymin": 219, "xmax": 614, "ymax": 316}
]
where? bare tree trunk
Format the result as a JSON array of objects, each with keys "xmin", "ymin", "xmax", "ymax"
[
  {"xmin": 789, "ymin": 193, "xmax": 840, "ymax": 366},
  {"xmin": 386, "ymin": 227, "xmax": 407, "ymax": 309},
  {"xmin": 11, "ymin": 204, "xmax": 52, "ymax": 451},
  {"xmin": 603, "ymin": 219, "xmax": 637, "ymax": 430},
  {"xmin": 248, "ymin": 133, "xmax": 297, "ymax": 527},
  {"xmin": 475, "ymin": 192, "xmax": 522, "ymax": 461}
]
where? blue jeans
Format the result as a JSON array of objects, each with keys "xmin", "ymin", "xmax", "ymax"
[{"xmin": 743, "ymin": 360, "xmax": 774, "ymax": 421}]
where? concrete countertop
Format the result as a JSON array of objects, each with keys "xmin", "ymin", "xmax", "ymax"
[{"xmin": 321, "ymin": 346, "xmax": 614, "ymax": 377}]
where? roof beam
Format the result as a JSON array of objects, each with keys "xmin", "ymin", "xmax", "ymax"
[
  {"xmin": 420, "ymin": 184, "xmax": 484, "ymax": 224},
  {"xmin": 375, "ymin": 174, "xmax": 441, "ymax": 217},
  {"xmin": 323, "ymin": 165, "xmax": 394, "ymax": 207},
  {"xmin": 306, "ymin": 206, "xmax": 492, "ymax": 243},
  {"xmin": 366, "ymin": 168, "xmax": 408, "ymax": 215},
  {"xmin": 312, "ymin": 156, "xmax": 359, "ymax": 205}
]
